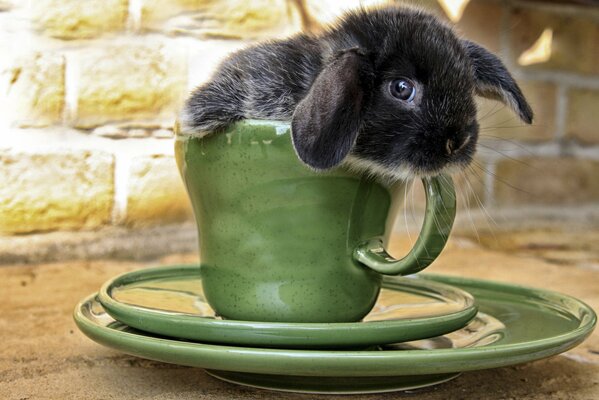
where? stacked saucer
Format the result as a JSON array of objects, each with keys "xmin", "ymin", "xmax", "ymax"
[{"xmin": 75, "ymin": 264, "xmax": 596, "ymax": 394}]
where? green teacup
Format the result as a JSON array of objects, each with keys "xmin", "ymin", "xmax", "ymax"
[{"xmin": 175, "ymin": 120, "xmax": 456, "ymax": 323}]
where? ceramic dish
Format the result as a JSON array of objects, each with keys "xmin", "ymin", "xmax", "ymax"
[
  {"xmin": 75, "ymin": 270, "xmax": 596, "ymax": 394},
  {"xmin": 98, "ymin": 265, "xmax": 477, "ymax": 348}
]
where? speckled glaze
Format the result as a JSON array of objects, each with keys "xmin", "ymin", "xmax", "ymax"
[{"xmin": 175, "ymin": 120, "xmax": 456, "ymax": 322}]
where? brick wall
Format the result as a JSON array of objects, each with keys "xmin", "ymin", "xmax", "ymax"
[
  {"xmin": 0, "ymin": 0, "xmax": 597, "ymax": 257},
  {"xmin": 462, "ymin": 0, "xmax": 599, "ymax": 209}
]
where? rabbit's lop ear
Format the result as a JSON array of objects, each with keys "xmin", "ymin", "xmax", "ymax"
[
  {"xmin": 291, "ymin": 48, "xmax": 374, "ymax": 170},
  {"xmin": 463, "ymin": 40, "xmax": 533, "ymax": 124}
]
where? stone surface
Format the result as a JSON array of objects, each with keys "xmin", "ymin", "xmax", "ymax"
[
  {"xmin": 566, "ymin": 88, "xmax": 599, "ymax": 145},
  {"xmin": 509, "ymin": 6, "xmax": 599, "ymax": 75},
  {"xmin": 30, "ymin": 0, "xmax": 128, "ymax": 39},
  {"xmin": 3, "ymin": 52, "xmax": 65, "ymax": 127},
  {"xmin": 0, "ymin": 222, "xmax": 198, "ymax": 264},
  {"xmin": 494, "ymin": 157, "xmax": 599, "ymax": 206},
  {"xmin": 477, "ymin": 80, "xmax": 556, "ymax": 142},
  {"xmin": 1, "ymin": 223, "xmax": 598, "ymax": 399},
  {"xmin": 0, "ymin": 151, "xmax": 114, "ymax": 234},
  {"xmin": 143, "ymin": 0, "xmax": 302, "ymax": 39},
  {"xmin": 462, "ymin": 228, "xmax": 599, "ymax": 270},
  {"xmin": 75, "ymin": 42, "xmax": 187, "ymax": 128},
  {"xmin": 125, "ymin": 155, "xmax": 193, "ymax": 227}
]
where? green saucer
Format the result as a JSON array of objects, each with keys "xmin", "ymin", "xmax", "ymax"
[
  {"xmin": 98, "ymin": 265, "xmax": 477, "ymax": 348},
  {"xmin": 75, "ymin": 267, "xmax": 596, "ymax": 394}
]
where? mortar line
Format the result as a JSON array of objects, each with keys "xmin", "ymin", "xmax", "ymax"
[
  {"xmin": 571, "ymin": 146, "xmax": 599, "ymax": 161},
  {"xmin": 111, "ymin": 153, "xmax": 132, "ymax": 225},
  {"xmin": 516, "ymin": 70, "xmax": 599, "ymax": 90},
  {"xmin": 510, "ymin": 0, "xmax": 599, "ymax": 19},
  {"xmin": 554, "ymin": 84, "xmax": 568, "ymax": 142},
  {"xmin": 477, "ymin": 140, "xmax": 562, "ymax": 162},
  {"xmin": 62, "ymin": 51, "xmax": 79, "ymax": 126},
  {"xmin": 499, "ymin": 0, "xmax": 512, "ymax": 63},
  {"xmin": 483, "ymin": 160, "xmax": 497, "ymax": 208},
  {"xmin": 127, "ymin": 0, "xmax": 143, "ymax": 33}
]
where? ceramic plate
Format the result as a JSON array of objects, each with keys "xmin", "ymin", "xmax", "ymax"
[
  {"xmin": 76, "ymin": 269, "xmax": 596, "ymax": 394},
  {"xmin": 98, "ymin": 265, "xmax": 477, "ymax": 348}
]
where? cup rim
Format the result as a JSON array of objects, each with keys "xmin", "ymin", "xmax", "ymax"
[{"xmin": 174, "ymin": 119, "xmax": 292, "ymax": 138}]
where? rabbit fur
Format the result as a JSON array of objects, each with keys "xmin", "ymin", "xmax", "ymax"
[{"xmin": 181, "ymin": 5, "xmax": 533, "ymax": 181}]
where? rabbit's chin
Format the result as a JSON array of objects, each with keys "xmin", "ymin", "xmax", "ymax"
[{"xmin": 343, "ymin": 155, "xmax": 468, "ymax": 183}]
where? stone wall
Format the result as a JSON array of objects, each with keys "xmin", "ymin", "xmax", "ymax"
[{"xmin": 0, "ymin": 0, "xmax": 598, "ymax": 261}]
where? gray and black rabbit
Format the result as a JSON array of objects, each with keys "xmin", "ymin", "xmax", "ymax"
[{"xmin": 181, "ymin": 5, "xmax": 533, "ymax": 181}]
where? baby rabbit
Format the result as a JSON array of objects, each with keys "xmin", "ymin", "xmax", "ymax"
[{"xmin": 181, "ymin": 5, "xmax": 533, "ymax": 180}]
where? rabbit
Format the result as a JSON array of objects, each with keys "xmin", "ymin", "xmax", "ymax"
[{"xmin": 180, "ymin": 5, "xmax": 533, "ymax": 181}]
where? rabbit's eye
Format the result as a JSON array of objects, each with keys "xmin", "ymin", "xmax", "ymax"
[{"xmin": 390, "ymin": 79, "xmax": 416, "ymax": 102}]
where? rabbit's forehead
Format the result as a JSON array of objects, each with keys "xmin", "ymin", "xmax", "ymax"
[
  {"xmin": 374, "ymin": 24, "xmax": 474, "ymax": 90},
  {"xmin": 377, "ymin": 47, "xmax": 474, "ymax": 93}
]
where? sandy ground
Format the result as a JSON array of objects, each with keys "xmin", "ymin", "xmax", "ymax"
[{"xmin": 1, "ymin": 226, "xmax": 598, "ymax": 399}]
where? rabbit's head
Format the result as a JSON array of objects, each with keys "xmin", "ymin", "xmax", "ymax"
[{"xmin": 291, "ymin": 7, "xmax": 532, "ymax": 179}]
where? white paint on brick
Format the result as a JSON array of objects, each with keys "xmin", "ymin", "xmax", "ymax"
[
  {"xmin": 127, "ymin": 0, "xmax": 143, "ymax": 32},
  {"xmin": 112, "ymin": 154, "xmax": 132, "ymax": 223},
  {"xmin": 63, "ymin": 51, "xmax": 79, "ymax": 125}
]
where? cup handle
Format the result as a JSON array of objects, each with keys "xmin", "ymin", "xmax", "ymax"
[{"xmin": 353, "ymin": 174, "xmax": 456, "ymax": 276}]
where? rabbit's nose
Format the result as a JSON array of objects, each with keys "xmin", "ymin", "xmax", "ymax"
[{"xmin": 446, "ymin": 135, "xmax": 471, "ymax": 155}]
